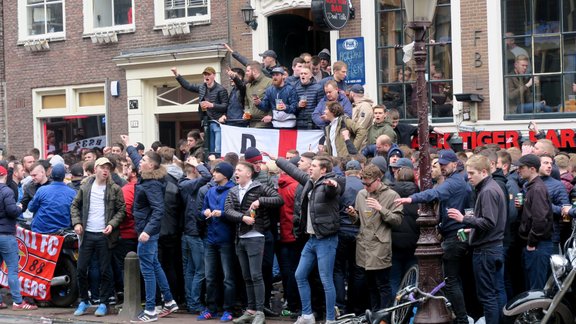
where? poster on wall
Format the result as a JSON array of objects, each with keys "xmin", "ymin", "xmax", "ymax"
[{"xmin": 337, "ymin": 37, "xmax": 365, "ymax": 85}]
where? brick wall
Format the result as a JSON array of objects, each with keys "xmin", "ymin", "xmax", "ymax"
[
  {"xmin": 0, "ymin": 0, "xmax": 5, "ymax": 150},
  {"xmin": 460, "ymin": 0, "xmax": 491, "ymax": 120},
  {"xmin": 3, "ymin": 0, "xmax": 230, "ymax": 158},
  {"xmin": 338, "ymin": 0, "xmax": 361, "ymax": 39}
]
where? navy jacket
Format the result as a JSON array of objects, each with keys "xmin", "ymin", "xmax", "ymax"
[
  {"xmin": 541, "ymin": 175, "xmax": 570, "ymax": 243},
  {"xmin": 390, "ymin": 181, "xmax": 420, "ymax": 253},
  {"xmin": 294, "ymin": 79, "xmax": 324, "ymax": 129},
  {"xmin": 203, "ymin": 181, "xmax": 236, "ymax": 245},
  {"xmin": 410, "ymin": 171, "xmax": 471, "ymax": 237},
  {"xmin": 0, "ymin": 183, "xmax": 21, "ymax": 235},
  {"xmin": 227, "ymin": 74, "xmax": 248, "ymax": 126},
  {"xmin": 312, "ymin": 92, "xmax": 353, "ymax": 128},
  {"xmin": 338, "ymin": 175, "xmax": 363, "ymax": 236},
  {"xmin": 179, "ymin": 164, "xmax": 212, "ymax": 237}
]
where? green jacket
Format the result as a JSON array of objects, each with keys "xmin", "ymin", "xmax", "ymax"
[
  {"xmin": 246, "ymin": 74, "xmax": 272, "ymax": 128},
  {"xmin": 365, "ymin": 120, "xmax": 397, "ymax": 146},
  {"xmin": 70, "ymin": 176, "xmax": 126, "ymax": 248},
  {"xmin": 324, "ymin": 116, "xmax": 366, "ymax": 157}
]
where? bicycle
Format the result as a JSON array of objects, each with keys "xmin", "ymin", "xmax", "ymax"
[{"xmin": 334, "ymin": 264, "xmax": 452, "ymax": 324}]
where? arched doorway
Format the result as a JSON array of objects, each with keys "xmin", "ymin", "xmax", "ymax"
[{"xmin": 268, "ymin": 9, "xmax": 330, "ymax": 69}]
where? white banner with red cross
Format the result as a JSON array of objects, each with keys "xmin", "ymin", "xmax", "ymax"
[
  {"xmin": 220, "ymin": 124, "xmax": 324, "ymax": 158},
  {"xmin": 0, "ymin": 227, "xmax": 63, "ymax": 300}
]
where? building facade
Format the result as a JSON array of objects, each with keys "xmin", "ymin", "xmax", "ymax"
[{"xmin": 2, "ymin": 0, "xmax": 575, "ymax": 158}]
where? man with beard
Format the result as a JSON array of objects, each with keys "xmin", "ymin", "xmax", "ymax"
[
  {"xmin": 294, "ymin": 66, "xmax": 324, "ymax": 129},
  {"xmin": 254, "ymin": 67, "xmax": 299, "ymax": 128},
  {"xmin": 242, "ymin": 61, "xmax": 273, "ymax": 128},
  {"xmin": 395, "ymin": 149, "xmax": 472, "ymax": 324},
  {"xmin": 171, "ymin": 66, "xmax": 229, "ymax": 153},
  {"xmin": 312, "ymin": 80, "xmax": 353, "ymax": 128}
]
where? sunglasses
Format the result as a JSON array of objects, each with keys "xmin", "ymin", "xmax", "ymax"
[{"xmin": 361, "ymin": 179, "xmax": 377, "ymax": 187}]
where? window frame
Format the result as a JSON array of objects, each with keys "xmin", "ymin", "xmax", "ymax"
[
  {"xmin": 82, "ymin": 0, "xmax": 136, "ymax": 36},
  {"xmin": 18, "ymin": 0, "xmax": 66, "ymax": 43},
  {"xmin": 153, "ymin": 0, "xmax": 211, "ymax": 28},
  {"xmin": 502, "ymin": 0, "xmax": 576, "ymax": 120},
  {"xmin": 375, "ymin": 0, "xmax": 453, "ymax": 123}
]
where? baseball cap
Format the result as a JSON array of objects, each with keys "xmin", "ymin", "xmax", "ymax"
[
  {"xmin": 390, "ymin": 158, "xmax": 414, "ymax": 169},
  {"xmin": 371, "ymin": 156, "xmax": 388, "ymax": 174},
  {"xmin": 349, "ymin": 84, "xmax": 364, "ymax": 94},
  {"xmin": 437, "ymin": 149, "xmax": 458, "ymax": 165},
  {"xmin": 0, "ymin": 166, "xmax": 7, "ymax": 177},
  {"xmin": 94, "ymin": 157, "xmax": 114, "ymax": 168},
  {"xmin": 202, "ymin": 66, "xmax": 216, "ymax": 75},
  {"xmin": 271, "ymin": 67, "xmax": 285, "ymax": 75},
  {"xmin": 51, "ymin": 163, "xmax": 66, "ymax": 182},
  {"xmin": 259, "ymin": 50, "xmax": 277, "ymax": 59},
  {"xmin": 514, "ymin": 154, "xmax": 541, "ymax": 170},
  {"xmin": 345, "ymin": 160, "xmax": 362, "ymax": 171}
]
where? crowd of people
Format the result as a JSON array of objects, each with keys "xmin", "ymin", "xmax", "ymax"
[
  {"xmin": 0, "ymin": 46, "xmax": 575, "ymax": 324},
  {"xmin": 1, "ymin": 117, "xmax": 575, "ymax": 324}
]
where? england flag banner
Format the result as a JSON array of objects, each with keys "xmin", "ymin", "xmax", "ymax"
[{"xmin": 221, "ymin": 124, "xmax": 323, "ymax": 158}]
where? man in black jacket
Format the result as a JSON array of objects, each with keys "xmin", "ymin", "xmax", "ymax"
[
  {"xmin": 224, "ymin": 161, "xmax": 283, "ymax": 324},
  {"xmin": 171, "ymin": 66, "xmax": 229, "ymax": 154},
  {"xmin": 276, "ymin": 156, "xmax": 345, "ymax": 324},
  {"xmin": 515, "ymin": 154, "xmax": 553, "ymax": 290},
  {"xmin": 448, "ymin": 155, "xmax": 506, "ymax": 324}
]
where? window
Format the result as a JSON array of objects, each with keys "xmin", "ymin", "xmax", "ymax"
[
  {"xmin": 20, "ymin": 0, "xmax": 65, "ymax": 40},
  {"xmin": 503, "ymin": 0, "xmax": 576, "ymax": 117},
  {"xmin": 83, "ymin": 0, "xmax": 134, "ymax": 34},
  {"xmin": 34, "ymin": 85, "xmax": 107, "ymax": 157},
  {"xmin": 376, "ymin": 0, "xmax": 453, "ymax": 121},
  {"xmin": 154, "ymin": 0, "xmax": 210, "ymax": 26}
]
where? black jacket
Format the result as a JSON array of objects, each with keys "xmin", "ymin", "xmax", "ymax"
[
  {"xmin": 519, "ymin": 176, "xmax": 553, "ymax": 247},
  {"xmin": 463, "ymin": 177, "xmax": 506, "ymax": 248},
  {"xmin": 390, "ymin": 181, "xmax": 420, "ymax": 252},
  {"xmin": 0, "ymin": 183, "xmax": 21, "ymax": 235},
  {"xmin": 224, "ymin": 181, "xmax": 284, "ymax": 237},
  {"xmin": 176, "ymin": 76, "xmax": 229, "ymax": 121},
  {"xmin": 160, "ymin": 173, "xmax": 184, "ymax": 237},
  {"xmin": 277, "ymin": 158, "xmax": 345, "ymax": 239},
  {"xmin": 179, "ymin": 164, "xmax": 212, "ymax": 237}
]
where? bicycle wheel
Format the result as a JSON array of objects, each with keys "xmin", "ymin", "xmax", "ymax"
[{"xmin": 391, "ymin": 264, "xmax": 419, "ymax": 324}]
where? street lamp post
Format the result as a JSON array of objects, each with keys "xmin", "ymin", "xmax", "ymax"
[{"xmin": 402, "ymin": 1, "xmax": 452, "ymax": 323}]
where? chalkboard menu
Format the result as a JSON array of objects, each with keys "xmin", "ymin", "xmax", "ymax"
[
  {"xmin": 337, "ymin": 37, "xmax": 365, "ymax": 85},
  {"xmin": 311, "ymin": 0, "xmax": 350, "ymax": 30}
]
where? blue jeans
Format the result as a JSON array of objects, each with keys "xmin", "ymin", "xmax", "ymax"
[
  {"xmin": 205, "ymin": 242, "xmax": 235, "ymax": 313},
  {"xmin": 276, "ymin": 242, "xmax": 302, "ymax": 312},
  {"xmin": 209, "ymin": 122, "xmax": 221, "ymax": 153},
  {"xmin": 236, "ymin": 236, "xmax": 265, "ymax": 311},
  {"xmin": 523, "ymin": 240, "xmax": 553, "ymax": 290},
  {"xmin": 516, "ymin": 102, "xmax": 554, "ymax": 113},
  {"xmin": 181, "ymin": 235, "xmax": 205, "ymax": 312},
  {"xmin": 0, "ymin": 235, "xmax": 23, "ymax": 304},
  {"xmin": 138, "ymin": 234, "xmax": 174, "ymax": 312},
  {"xmin": 473, "ymin": 245, "xmax": 504, "ymax": 324},
  {"xmin": 390, "ymin": 252, "xmax": 417, "ymax": 297},
  {"xmin": 295, "ymin": 235, "xmax": 338, "ymax": 320}
]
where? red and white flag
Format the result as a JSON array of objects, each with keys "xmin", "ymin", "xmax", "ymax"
[{"xmin": 221, "ymin": 124, "xmax": 323, "ymax": 158}]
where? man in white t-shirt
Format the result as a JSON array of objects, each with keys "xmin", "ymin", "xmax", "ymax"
[{"xmin": 71, "ymin": 157, "xmax": 126, "ymax": 317}]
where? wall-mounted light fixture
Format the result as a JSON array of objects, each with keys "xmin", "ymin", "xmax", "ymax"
[{"xmin": 241, "ymin": 2, "xmax": 258, "ymax": 30}]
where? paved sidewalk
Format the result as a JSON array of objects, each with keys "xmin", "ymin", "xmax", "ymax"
[{"xmin": 0, "ymin": 306, "xmax": 295, "ymax": 323}]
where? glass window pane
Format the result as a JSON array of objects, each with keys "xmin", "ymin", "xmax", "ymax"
[
  {"xmin": 564, "ymin": 0, "xmax": 576, "ymax": 32},
  {"xmin": 539, "ymin": 74, "xmax": 562, "ymax": 109},
  {"xmin": 563, "ymin": 73, "xmax": 576, "ymax": 111},
  {"xmin": 504, "ymin": 36, "xmax": 532, "ymax": 74},
  {"xmin": 42, "ymin": 94, "xmax": 66, "ymax": 109},
  {"xmin": 79, "ymin": 91, "xmax": 105, "ymax": 107},
  {"xmin": 44, "ymin": 116, "xmax": 106, "ymax": 156},
  {"xmin": 430, "ymin": 80, "xmax": 453, "ymax": 117},
  {"xmin": 114, "ymin": 0, "xmax": 133, "ymax": 25},
  {"xmin": 503, "ymin": 0, "xmax": 532, "ymax": 36},
  {"xmin": 563, "ymin": 34, "xmax": 576, "ymax": 71},
  {"xmin": 378, "ymin": 48, "xmax": 404, "ymax": 83},
  {"xmin": 430, "ymin": 44, "xmax": 452, "ymax": 79},
  {"xmin": 534, "ymin": 36, "xmax": 561, "ymax": 73},
  {"xmin": 46, "ymin": 2, "xmax": 63, "ymax": 32},
  {"xmin": 165, "ymin": 0, "xmax": 186, "ymax": 19},
  {"xmin": 157, "ymin": 86, "xmax": 198, "ymax": 106},
  {"xmin": 378, "ymin": 11, "xmax": 403, "ymax": 47},
  {"xmin": 433, "ymin": 6, "xmax": 451, "ymax": 43},
  {"xmin": 534, "ymin": 0, "xmax": 560, "ymax": 33},
  {"xmin": 94, "ymin": 0, "xmax": 113, "ymax": 28},
  {"xmin": 378, "ymin": 0, "xmax": 401, "ymax": 10}
]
